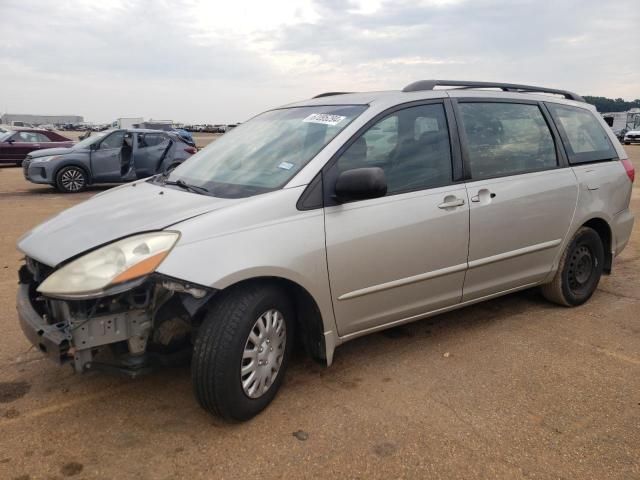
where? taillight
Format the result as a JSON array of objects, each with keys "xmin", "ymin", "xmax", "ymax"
[
  {"xmin": 621, "ymin": 158, "xmax": 635, "ymax": 183},
  {"xmin": 184, "ymin": 146, "xmax": 197, "ymax": 154}
]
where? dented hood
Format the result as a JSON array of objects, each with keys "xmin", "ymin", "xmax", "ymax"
[{"xmin": 18, "ymin": 181, "xmax": 237, "ymax": 267}]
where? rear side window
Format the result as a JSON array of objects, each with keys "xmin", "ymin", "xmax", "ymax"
[
  {"xmin": 139, "ymin": 134, "xmax": 168, "ymax": 148},
  {"xmin": 458, "ymin": 102, "xmax": 557, "ymax": 179},
  {"xmin": 547, "ymin": 103, "xmax": 617, "ymax": 164}
]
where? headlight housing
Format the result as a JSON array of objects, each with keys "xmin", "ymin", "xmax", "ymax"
[
  {"xmin": 37, "ymin": 232, "xmax": 180, "ymax": 298},
  {"xmin": 32, "ymin": 155, "xmax": 60, "ymax": 163}
]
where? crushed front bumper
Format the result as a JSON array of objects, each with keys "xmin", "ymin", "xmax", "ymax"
[
  {"xmin": 16, "ymin": 282, "xmax": 71, "ymax": 363},
  {"xmin": 16, "ymin": 263, "xmax": 210, "ymax": 376}
]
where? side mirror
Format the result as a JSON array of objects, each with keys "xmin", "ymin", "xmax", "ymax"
[
  {"xmin": 334, "ymin": 167, "xmax": 387, "ymax": 203},
  {"xmin": 90, "ymin": 142, "xmax": 99, "ymax": 150},
  {"xmin": 7, "ymin": 139, "xmax": 15, "ymax": 144}
]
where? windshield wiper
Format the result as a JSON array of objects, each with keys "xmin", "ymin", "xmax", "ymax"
[{"xmin": 163, "ymin": 178, "xmax": 210, "ymax": 195}]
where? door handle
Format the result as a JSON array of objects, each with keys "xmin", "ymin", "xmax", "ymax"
[
  {"xmin": 33, "ymin": 144, "xmax": 40, "ymax": 147},
  {"xmin": 587, "ymin": 184, "xmax": 599, "ymax": 191},
  {"xmin": 471, "ymin": 189, "xmax": 496, "ymax": 203},
  {"xmin": 438, "ymin": 197, "xmax": 465, "ymax": 209}
]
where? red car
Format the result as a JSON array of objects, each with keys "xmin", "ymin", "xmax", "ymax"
[{"xmin": 0, "ymin": 128, "xmax": 74, "ymax": 166}]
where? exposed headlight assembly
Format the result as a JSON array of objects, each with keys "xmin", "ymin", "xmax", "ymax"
[{"xmin": 37, "ymin": 232, "xmax": 180, "ymax": 298}]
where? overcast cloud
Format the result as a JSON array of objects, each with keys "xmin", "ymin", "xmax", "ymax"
[{"xmin": 0, "ymin": 0, "xmax": 638, "ymax": 123}]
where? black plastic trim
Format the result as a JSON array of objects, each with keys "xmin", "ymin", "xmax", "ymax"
[
  {"xmin": 296, "ymin": 172, "xmax": 324, "ymax": 211},
  {"xmin": 312, "ymin": 92, "xmax": 353, "ymax": 99}
]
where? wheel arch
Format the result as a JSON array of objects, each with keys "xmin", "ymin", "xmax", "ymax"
[
  {"xmin": 204, "ymin": 276, "xmax": 330, "ymax": 365},
  {"xmin": 54, "ymin": 162, "xmax": 92, "ymax": 185},
  {"xmin": 582, "ymin": 217, "xmax": 613, "ymax": 274}
]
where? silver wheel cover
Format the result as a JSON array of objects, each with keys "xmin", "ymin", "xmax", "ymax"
[{"xmin": 241, "ymin": 309, "xmax": 286, "ymax": 399}]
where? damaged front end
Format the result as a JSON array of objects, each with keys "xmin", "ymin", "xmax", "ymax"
[{"xmin": 17, "ymin": 257, "xmax": 213, "ymax": 377}]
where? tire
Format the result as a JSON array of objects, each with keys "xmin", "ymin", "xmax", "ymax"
[
  {"xmin": 55, "ymin": 166, "xmax": 88, "ymax": 193},
  {"xmin": 541, "ymin": 226, "xmax": 604, "ymax": 306},
  {"xmin": 192, "ymin": 284, "xmax": 294, "ymax": 421},
  {"xmin": 624, "ymin": 142, "xmax": 631, "ymax": 145}
]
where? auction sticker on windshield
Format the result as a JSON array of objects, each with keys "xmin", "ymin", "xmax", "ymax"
[{"xmin": 303, "ymin": 113, "xmax": 346, "ymax": 126}]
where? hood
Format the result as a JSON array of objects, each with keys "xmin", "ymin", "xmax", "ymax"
[
  {"xmin": 18, "ymin": 181, "xmax": 238, "ymax": 267},
  {"xmin": 625, "ymin": 129, "xmax": 640, "ymax": 135},
  {"xmin": 28, "ymin": 147, "xmax": 76, "ymax": 158}
]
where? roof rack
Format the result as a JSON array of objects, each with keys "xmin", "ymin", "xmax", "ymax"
[
  {"xmin": 401, "ymin": 80, "xmax": 585, "ymax": 102},
  {"xmin": 312, "ymin": 92, "xmax": 352, "ymax": 99}
]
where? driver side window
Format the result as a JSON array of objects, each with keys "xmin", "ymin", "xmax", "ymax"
[
  {"xmin": 334, "ymin": 103, "xmax": 453, "ymax": 196},
  {"xmin": 99, "ymin": 131, "xmax": 125, "ymax": 150}
]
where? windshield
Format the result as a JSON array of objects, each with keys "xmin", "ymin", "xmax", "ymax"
[
  {"xmin": 163, "ymin": 105, "xmax": 367, "ymax": 198},
  {"xmin": 74, "ymin": 130, "xmax": 111, "ymax": 149}
]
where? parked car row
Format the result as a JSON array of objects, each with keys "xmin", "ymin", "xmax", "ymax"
[{"xmin": 182, "ymin": 123, "xmax": 239, "ymax": 133}]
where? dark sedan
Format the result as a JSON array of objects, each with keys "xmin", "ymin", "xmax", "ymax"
[{"xmin": 0, "ymin": 129, "xmax": 74, "ymax": 166}]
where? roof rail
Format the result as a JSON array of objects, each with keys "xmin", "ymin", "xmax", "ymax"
[
  {"xmin": 312, "ymin": 92, "xmax": 352, "ymax": 99},
  {"xmin": 401, "ymin": 80, "xmax": 585, "ymax": 102}
]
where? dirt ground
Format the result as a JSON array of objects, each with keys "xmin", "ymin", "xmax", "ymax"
[{"xmin": 0, "ymin": 144, "xmax": 638, "ymax": 480}]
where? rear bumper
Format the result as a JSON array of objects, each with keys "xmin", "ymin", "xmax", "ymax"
[{"xmin": 16, "ymin": 283, "xmax": 70, "ymax": 363}]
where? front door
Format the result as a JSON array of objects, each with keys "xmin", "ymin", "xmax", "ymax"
[
  {"xmin": 90, "ymin": 130, "xmax": 126, "ymax": 182},
  {"xmin": 455, "ymin": 100, "xmax": 579, "ymax": 301},
  {"xmin": 324, "ymin": 102, "xmax": 469, "ymax": 336}
]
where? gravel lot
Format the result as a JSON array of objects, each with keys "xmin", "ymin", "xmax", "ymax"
[{"xmin": 0, "ymin": 143, "xmax": 638, "ymax": 479}]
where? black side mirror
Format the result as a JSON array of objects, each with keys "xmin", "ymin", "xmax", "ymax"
[
  {"xmin": 334, "ymin": 167, "xmax": 387, "ymax": 203},
  {"xmin": 7, "ymin": 139, "xmax": 15, "ymax": 144},
  {"xmin": 90, "ymin": 142, "xmax": 99, "ymax": 150}
]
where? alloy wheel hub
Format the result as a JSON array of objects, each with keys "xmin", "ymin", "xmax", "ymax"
[{"xmin": 61, "ymin": 169, "xmax": 85, "ymax": 191}]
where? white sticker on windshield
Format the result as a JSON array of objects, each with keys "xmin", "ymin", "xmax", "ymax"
[
  {"xmin": 278, "ymin": 161, "xmax": 294, "ymax": 170},
  {"xmin": 303, "ymin": 113, "xmax": 346, "ymax": 126}
]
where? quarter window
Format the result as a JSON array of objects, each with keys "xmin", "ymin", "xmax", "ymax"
[
  {"xmin": 458, "ymin": 102, "xmax": 557, "ymax": 179},
  {"xmin": 334, "ymin": 103, "xmax": 453, "ymax": 195},
  {"xmin": 546, "ymin": 103, "xmax": 617, "ymax": 164},
  {"xmin": 139, "ymin": 134, "xmax": 169, "ymax": 148}
]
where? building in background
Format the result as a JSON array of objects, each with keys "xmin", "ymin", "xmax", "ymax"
[{"xmin": 0, "ymin": 113, "xmax": 84, "ymax": 126}]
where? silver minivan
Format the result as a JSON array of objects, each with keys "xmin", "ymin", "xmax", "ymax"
[{"xmin": 16, "ymin": 81, "xmax": 635, "ymax": 421}]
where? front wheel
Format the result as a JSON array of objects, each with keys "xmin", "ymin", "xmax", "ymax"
[
  {"xmin": 55, "ymin": 166, "xmax": 88, "ymax": 193},
  {"xmin": 191, "ymin": 284, "xmax": 294, "ymax": 421},
  {"xmin": 541, "ymin": 226, "xmax": 604, "ymax": 306}
]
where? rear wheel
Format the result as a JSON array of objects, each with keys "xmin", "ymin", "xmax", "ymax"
[
  {"xmin": 624, "ymin": 141, "xmax": 631, "ymax": 145},
  {"xmin": 55, "ymin": 166, "xmax": 87, "ymax": 193},
  {"xmin": 191, "ymin": 284, "xmax": 294, "ymax": 421},
  {"xmin": 541, "ymin": 226, "xmax": 604, "ymax": 306}
]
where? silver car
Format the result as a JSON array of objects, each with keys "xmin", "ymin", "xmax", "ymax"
[
  {"xmin": 16, "ymin": 80, "xmax": 635, "ymax": 421},
  {"xmin": 23, "ymin": 128, "xmax": 196, "ymax": 192}
]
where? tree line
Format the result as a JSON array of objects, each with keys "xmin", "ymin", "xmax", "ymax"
[{"xmin": 583, "ymin": 96, "xmax": 640, "ymax": 113}]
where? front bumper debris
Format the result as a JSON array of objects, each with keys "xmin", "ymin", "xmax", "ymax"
[
  {"xmin": 16, "ymin": 282, "xmax": 71, "ymax": 363},
  {"xmin": 16, "ymin": 262, "xmax": 213, "ymax": 376}
]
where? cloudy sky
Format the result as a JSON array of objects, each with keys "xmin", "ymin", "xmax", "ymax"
[{"xmin": 1, "ymin": 0, "xmax": 638, "ymax": 123}]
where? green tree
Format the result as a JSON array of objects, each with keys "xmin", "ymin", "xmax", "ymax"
[{"xmin": 583, "ymin": 96, "xmax": 640, "ymax": 112}]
